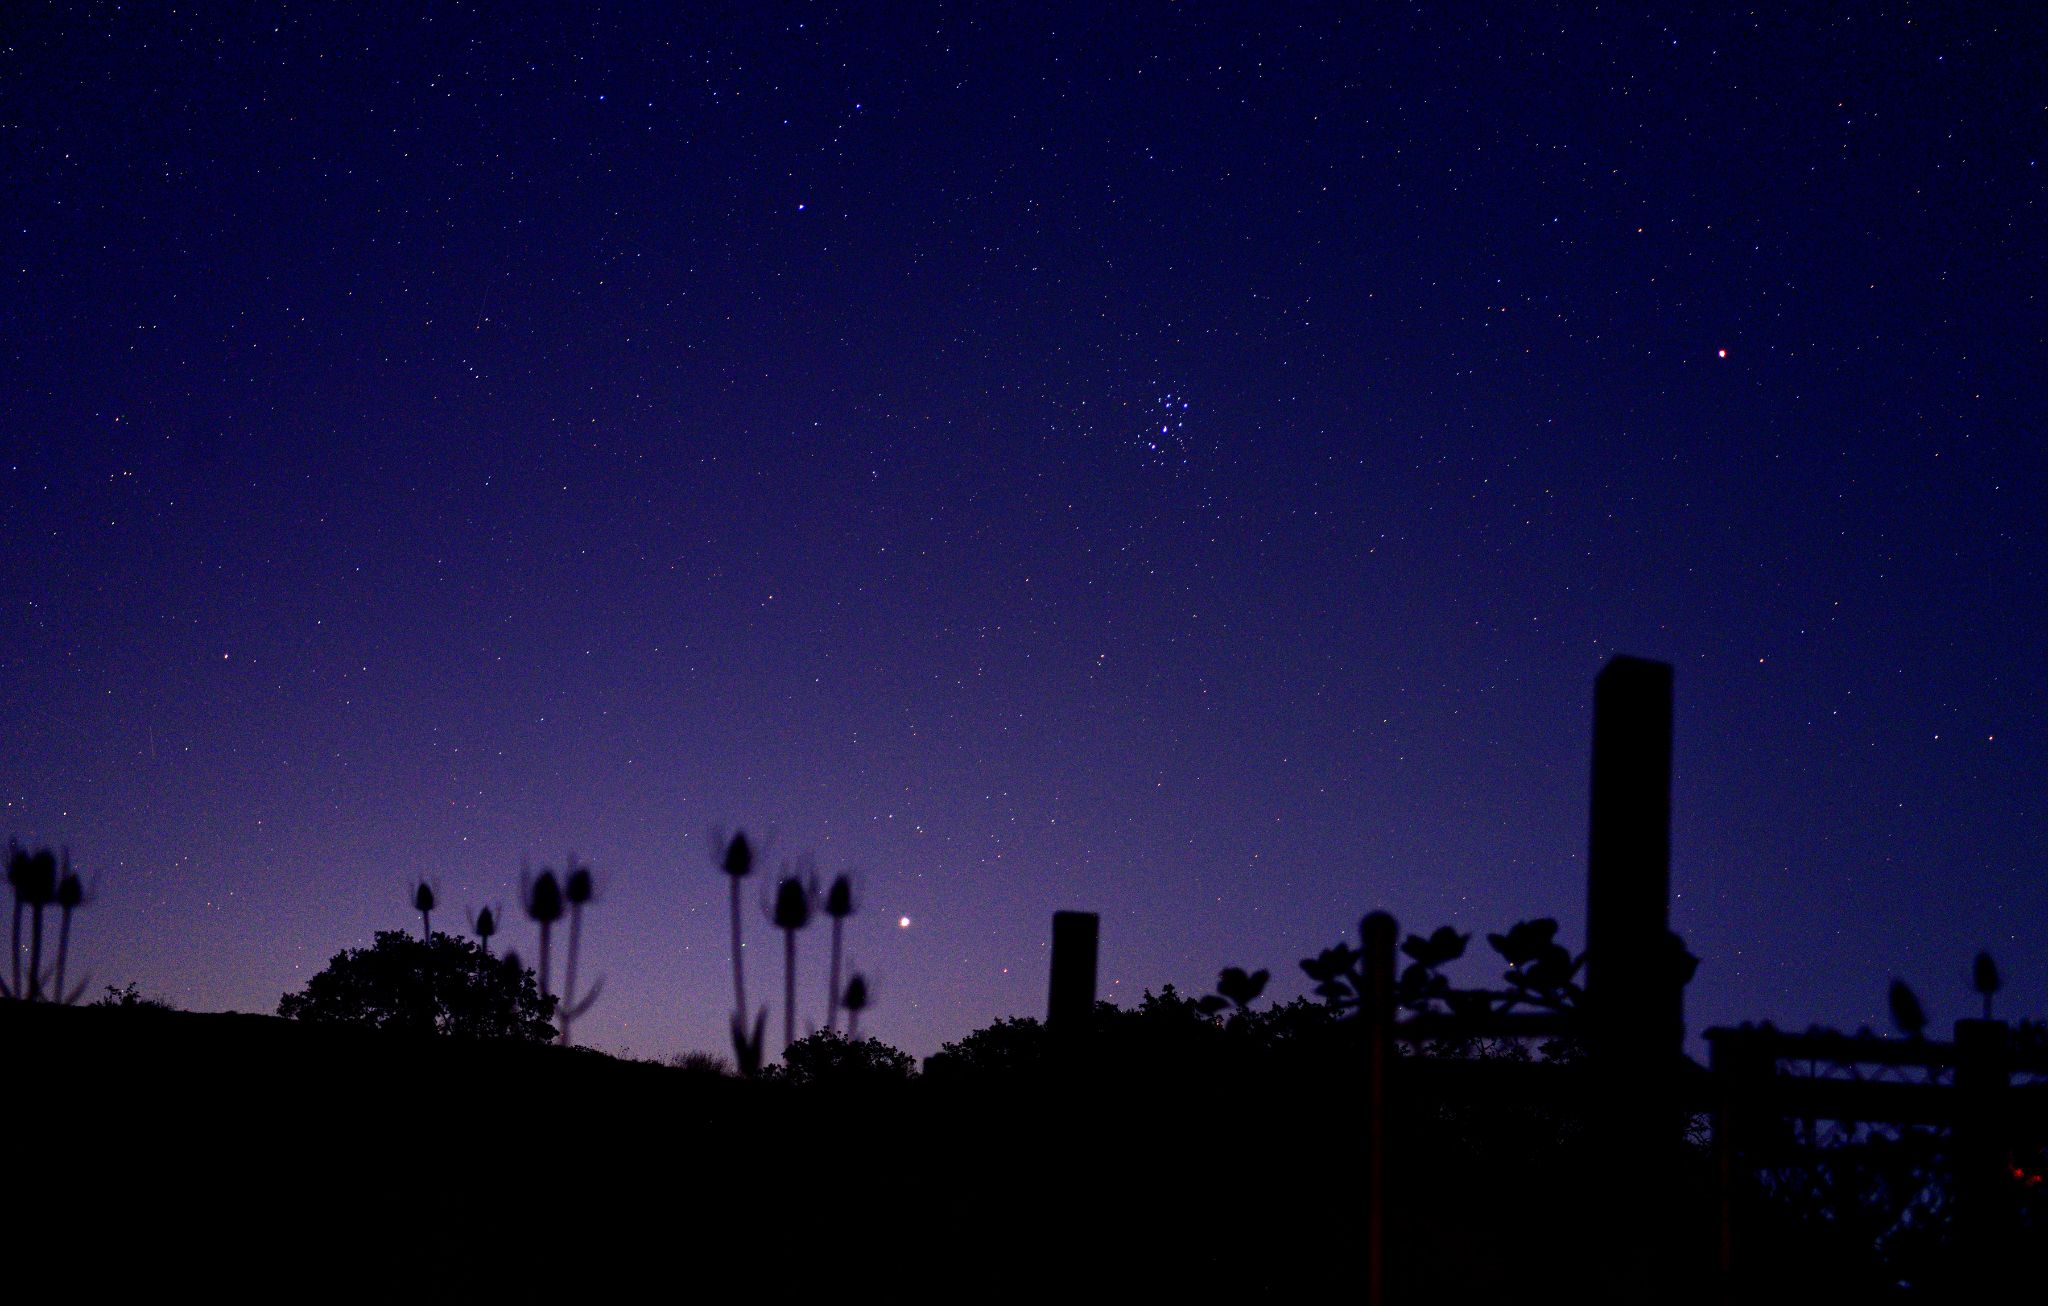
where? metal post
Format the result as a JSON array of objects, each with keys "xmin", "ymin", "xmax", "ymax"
[{"xmin": 1362, "ymin": 910, "xmax": 1397, "ymax": 1306}]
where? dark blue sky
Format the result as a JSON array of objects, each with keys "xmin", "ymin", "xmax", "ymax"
[{"xmin": 5, "ymin": 2, "xmax": 2043, "ymax": 1058}]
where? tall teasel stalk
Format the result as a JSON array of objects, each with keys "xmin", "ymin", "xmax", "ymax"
[
  {"xmin": 823, "ymin": 872, "xmax": 858, "ymax": 1032},
  {"xmin": 520, "ymin": 866, "xmax": 564, "ymax": 1002},
  {"xmin": 841, "ymin": 973, "xmax": 870, "ymax": 1041},
  {"xmin": 18, "ymin": 846, "xmax": 58, "ymax": 1002},
  {"xmin": 52, "ymin": 856, "xmax": 88, "ymax": 1003},
  {"xmin": 767, "ymin": 867, "xmax": 819, "ymax": 1053},
  {"xmin": 470, "ymin": 904, "xmax": 499, "ymax": 955},
  {"xmin": 413, "ymin": 880, "xmax": 437, "ymax": 940},
  {"xmin": 6, "ymin": 840, "xmax": 29, "ymax": 998},
  {"xmin": 556, "ymin": 857, "xmax": 604, "ymax": 1046},
  {"xmin": 715, "ymin": 831, "xmax": 767, "ymax": 1073}
]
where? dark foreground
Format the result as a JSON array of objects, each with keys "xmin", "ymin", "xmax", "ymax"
[{"xmin": 8, "ymin": 1002, "xmax": 1874, "ymax": 1301}]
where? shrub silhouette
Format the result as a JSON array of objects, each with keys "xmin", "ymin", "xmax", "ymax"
[
  {"xmin": 91, "ymin": 982, "xmax": 173, "ymax": 1011},
  {"xmin": 278, "ymin": 930, "xmax": 557, "ymax": 1041},
  {"xmin": 766, "ymin": 1028, "xmax": 915, "ymax": 1087}
]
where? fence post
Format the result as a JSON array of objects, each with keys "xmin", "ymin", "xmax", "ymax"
[
  {"xmin": 1952, "ymin": 1018, "xmax": 2010, "ymax": 1288},
  {"xmin": 1361, "ymin": 910, "xmax": 1397, "ymax": 1306},
  {"xmin": 1709, "ymin": 1028, "xmax": 1768, "ymax": 1303},
  {"xmin": 1585, "ymin": 656, "xmax": 1678, "ymax": 1296}
]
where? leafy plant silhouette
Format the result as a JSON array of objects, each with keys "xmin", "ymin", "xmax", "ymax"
[
  {"xmin": 1299, "ymin": 914, "xmax": 1608, "ymax": 1023},
  {"xmin": 1197, "ymin": 966, "xmax": 1270, "ymax": 1018}
]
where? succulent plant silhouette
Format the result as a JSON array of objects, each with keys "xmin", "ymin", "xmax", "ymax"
[
  {"xmin": 1972, "ymin": 951, "xmax": 2001, "ymax": 1021},
  {"xmin": 1197, "ymin": 965, "xmax": 1270, "ymax": 1017},
  {"xmin": 823, "ymin": 871, "xmax": 858, "ymax": 1032},
  {"xmin": 841, "ymin": 973, "xmax": 870, "ymax": 1041},
  {"xmin": 470, "ymin": 904, "xmax": 500, "ymax": 955},
  {"xmin": 767, "ymin": 867, "xmax": 819, "ymax": 1052},
  {"xmin": 413, "ymin": 879, "xmax": 437, "ymax": 940},
  {"xmin": 555, "ymin": 857, "xmax": 604, "ymax": 1046},
  {"xmin": 1486, "ymin": 919, "xmax": 1587, "ymax": 1012},
  {"xmin": 1396, "ymin": 925, "xmax": 1471, "ymax": 1011},
  {"xmin": 1888, "ymin": 978, "xmax": 1927, "ymax": 1039},
  {"xmin": 521, "ymin": 866, "xmax": 565, "ymax": 1000}
]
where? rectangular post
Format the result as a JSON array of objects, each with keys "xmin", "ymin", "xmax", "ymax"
[
  {"xmin": 1047, "ymin": 911, "xmax": 1099, "ymax": 1032},
  {"xmin": 1586, "ymin": 655, "xmax": 1676, "ymax": 1047},
  {"xmin": 1952, "ymin": 1018, "xmax": 2011, "ymax": 1289},
  {"xmin": 1584, "ymin": 656, "xmax": 1678, "ymax": 1298}
]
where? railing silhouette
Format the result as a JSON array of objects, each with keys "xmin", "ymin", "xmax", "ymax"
[
  {"xmin": 1043, "ymin": 655, "xmax": 2039, "ymax": 1300},
  {"xmin": 1046, "ymin": 656, "xmax": 1694, "ymax": 1302},
  {"xmin": 1708, "ymin": 1017, "xmax": 2046, "ymax": 1295}
]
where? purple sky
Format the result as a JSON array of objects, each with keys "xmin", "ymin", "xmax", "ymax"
[{"xmin": 5, "ymin": 3, "xmax": 2043, "ymax": 1059}]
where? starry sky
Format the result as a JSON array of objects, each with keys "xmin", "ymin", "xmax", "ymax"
[{"xmin": 5, "ymin": 3, "xmax": 2043, "ymax": 1060}]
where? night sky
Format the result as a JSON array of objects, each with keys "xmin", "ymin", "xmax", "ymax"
[{"xmin": 5, "ymin": 3, "xmax": 2043, "ymax": 1060}]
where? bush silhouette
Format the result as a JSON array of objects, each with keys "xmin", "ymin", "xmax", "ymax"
[
  {"xmin": 278, "ymin": 930, "xmax": 557, "ymax": 1041},
  {"xmin": 766, "ymin": 1028, "xmax": 915, "ymax": 1086}
]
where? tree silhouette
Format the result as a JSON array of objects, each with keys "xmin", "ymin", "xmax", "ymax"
[{"xmin": 278, "ymin": 930, "xmax": 556, "ymax": 1041}]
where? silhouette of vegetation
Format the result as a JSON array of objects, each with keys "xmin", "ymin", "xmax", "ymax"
[
  {"xmin": 520, "ymin": 864, "xmax": 564, "ymax": 999},
  {"xmin": 556, "ymin": 858, "xmax": 603, "ymax": 1045},
  {"xmin": 667, "ymin": 1049, "xmax": 733, "ymax": 1077},
  {"xmin": 713, "ymin": 829, "xmax": 768, "ymax": 1075},
  {"xmin": 470, "ymin": 903, "xmax": 499, "ymax": 954},
  {"xmin": 412, "ymin": 879, "xmax": 436, "ymax": 940},
  {"xmin": 91, "ymin": 981, "xmax": 173, "ymax": 1011},
  {"xmin": 840, "ymin": 972, "xmax": 870, "ymax": 1039},
  {"xmin": 767, "ymin": 863, "xmax": 817, "ymax": 1052},
  {"xmin": 277, "ymin": 930, "xmax": 556, "ymax": 1041},
  {"xmin": 823, "ymin": 870, "xmax": 857, "ymax": 1032},
  {"xmin": 765, "ymin": 1028, "xmax": 915, "ymax": 1087},
  {"xmin": 52, "ymin": 858, "xmax": 87, "ymax": 1000},
  {"xmin": 4, "ymin": 843, "xmax": 89, "ymax": 1003},
  {"xmin": 1196, "ymin": 965, "xmax": 1269, "ymax": 1017}
]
